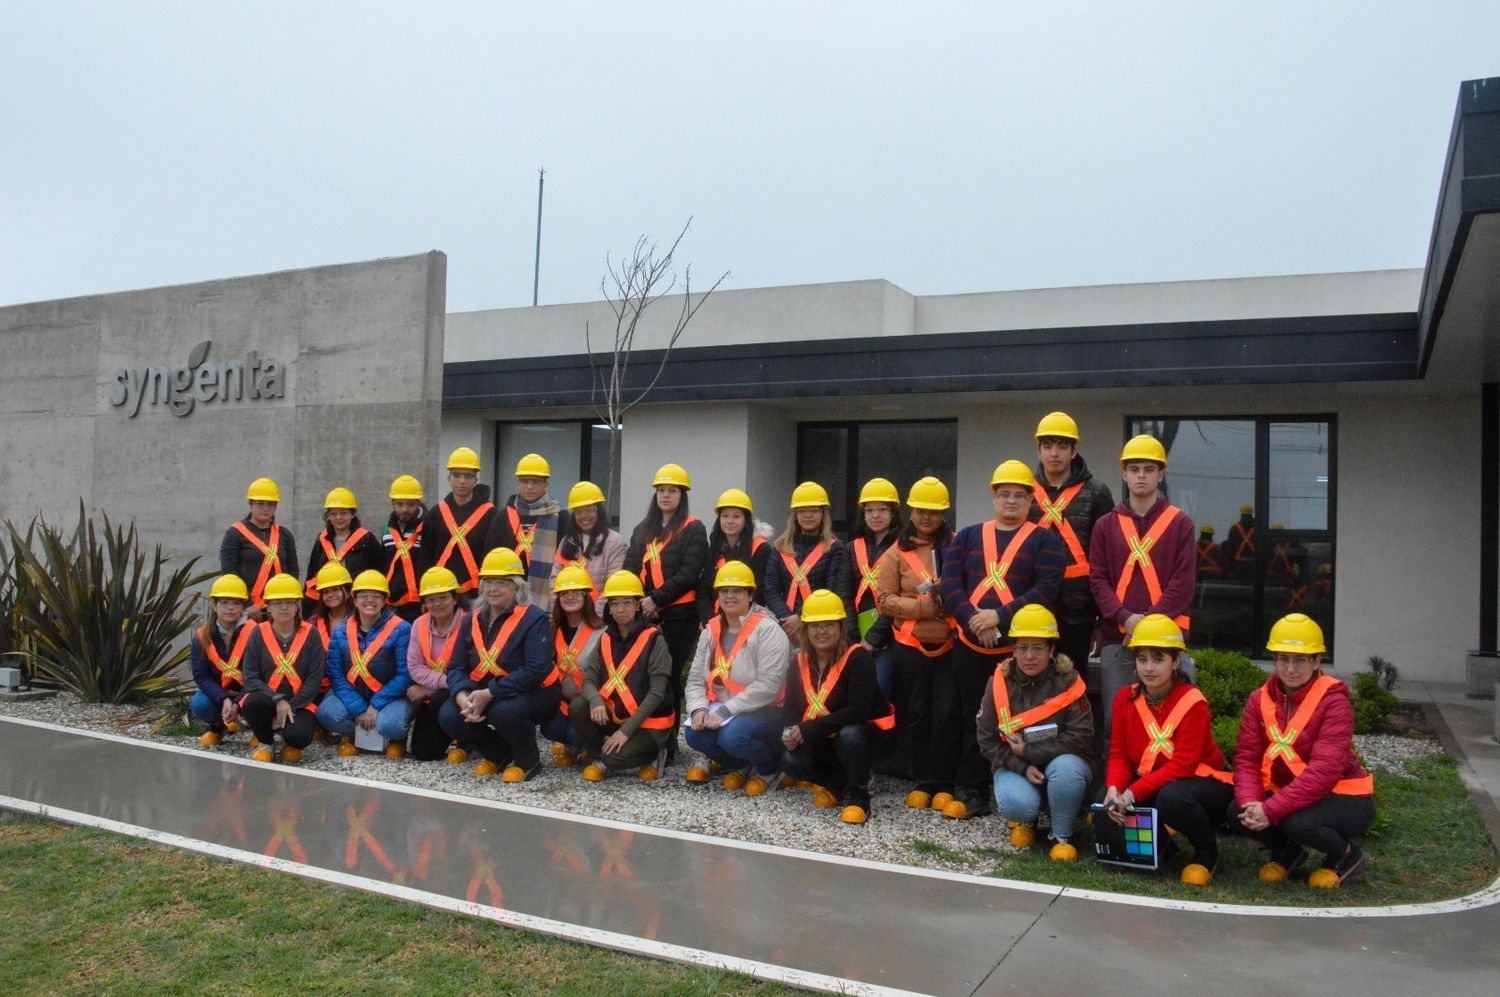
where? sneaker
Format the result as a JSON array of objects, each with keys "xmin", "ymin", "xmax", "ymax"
[{"xmin": 1328, "ymin": 844, "xmax": 1369, "ymax": 886}]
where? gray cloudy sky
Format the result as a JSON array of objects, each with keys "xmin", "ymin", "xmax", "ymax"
[{"xmin": 2, "ymin": 2, "xmax": 1496, "ymax": 314}]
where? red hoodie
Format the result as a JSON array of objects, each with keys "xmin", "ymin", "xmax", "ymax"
[{"xmin": 1087, "ymin": 497, "xmax": 1197, "ymax": 645}]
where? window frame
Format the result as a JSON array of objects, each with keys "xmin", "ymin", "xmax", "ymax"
[
  {"xmin": 491, "ymin": 418, "xmax": 618, "ymax": 525},
  {"xmin": 796, "ymin": 417, "xmax": 958, "ymax": 535}
]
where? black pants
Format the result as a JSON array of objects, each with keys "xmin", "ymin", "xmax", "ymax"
[
  {"xmin": 657, "ymin": 612, "xmax": 698, "ymax": 757},
  {"xmin": 438, "ymin": 685, "xmax": 562, "ymax": 769},
  {"xmin": 566, "ymin": 697, "xmax": 669, "ymax": 772},
  {"xmin": 239, "ymin": 692, "xmax": 317, "ymax": 749},
  {"xmin": 953, "ymin": 644, "xmax": 1006, "ymax": 793},
  {"xmin": 1154, "ymin": 776, "xmax": 1234, "ymax": 860},
  {"xmin": 780, "ymin": 724, "xmax": 892, "ymax": 797},
  {"xmin": 409, "ymin": 689, "xmax": 452, "ymax": 761},
  {"xmin": 1055, "ymin": 618, "xmax": 1095, "ymax": 674},
  {"xmin": 1233, "ymin": 793, "xmax": 1376, "ymax": 862},
  {"xmin": 888, "ymin": 643, "xmax": 960, "ymax": 793}
]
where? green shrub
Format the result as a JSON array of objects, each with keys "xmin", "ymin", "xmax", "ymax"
[
  {"xmin": 1350, "ymin": 670, "xmax": 1400, "ymax": 734},
  {"xmin": 6, "ymin": 504, "xmax": 211, "ymax": 703},
  {"xmin": 1190, "ymin": 646, "xmax": 1266, "ymax": 719},
  {"xmin": 1211, "ymin": 714, "xmax": 1241, "ymax": 762}
]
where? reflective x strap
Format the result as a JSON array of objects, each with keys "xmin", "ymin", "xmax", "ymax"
[
  {"xmin": 1267, "ymin": 724, "xmax": 1299, "ymax": 762},
  {"xmin": 1126, "ymin": 534, "xmax": 1155, "ymax": 572},
  {"xmin": 1146, "ymin": 722, "xmax": 1175, "ymax": 756}
]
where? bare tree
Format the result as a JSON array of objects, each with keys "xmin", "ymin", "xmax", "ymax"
[{"xmin": 586, "ymin": 218, "xmax": 729, "ymax": 509}]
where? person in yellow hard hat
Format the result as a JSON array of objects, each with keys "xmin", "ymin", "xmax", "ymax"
[
  {"xmin": 624, "ymin": 462, "xmax": 708, "ymax": 760},
  {"xmin": 1233, "ymin": 614, "xmax": 1373, "ymax": 888},
  {"xmin": 544, "ymin": 565, "xmax": 605, "ymax": 765},
  {"xmin": 319, "ymin": 570, "xmax": 414, "ymax": 759},
  {"xmin": 938, "ymin": 460, "xmax": 1068, "ymax": 821},
  {"xmin": 189, "ymin": 575, "xmax": 252, "ymax": 746},
  {"xmin": 440, "ymin": 547, "xmax": 558, "ymax": 781},
  {"xmin": 305, "ymin": 563, "xmax": 354, "ymax": 652},
  {"xmin": 220, "ymin": 477, "xmax": 299, "ymax": 621},
  {"xmin": 303, "ymin": 487, "xmax": 384, "ymax": 614},
  {"xmin": 979, "ymin": 604, "xmax": 1096, "ymax": 861},
  {"xmin": 684, "ymin": 560, "xmax": 793, "ymax": 791},
  {"xmin": 1088, "ymin": 435, "xmax": 1198, "ymax": 732},
  {"xmin": 846, "ymin": 477, "xmax": 902, "ymax": 694},
  {"xmin": 779, "ymin": 590, "xmax": 896, "ymax": 824},
  {"xmin": 878, "ymin": 477, "xmax": 958, "ymax": 810},
  {"xmin": 698, "ymin": 488, "xmax": 770, "ymax": 624},
  {"xmin": 1027, "ymin": 412, "xmax": 1115, "ymax": 677},
  {"xmin": 571, "ymin": 570, "xmax": 676, "ymax": 780},
  {"xmin": 420, "ymin": 447, "xmax": 498, "ymax": 597},
  {"xmin": 403, "ymin": 566, "xmax": 470, "ymax": 762},
  {"xmin": 555, "ymin": 480, "xmax": 625, "ymax": 612},
  {"xmin": 486, "ymin": 452, "xmax": 568, "ymax": 611},
  {"xmin": 382, "ymin": 474, "xmax": 428, "ymax": 622},
  {"xmin": 238, "ymin": 573, "xmax": 324, "ymax": 763},
  {"xmin": 765, "ymin": 481, "xmax": 852, "ymax": 642},
  {"xmin": 1104, "ymin": 615, "xmax": 1231, "ymax": 884}
]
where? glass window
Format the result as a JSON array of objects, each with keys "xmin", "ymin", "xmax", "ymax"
[
  {"xmin": 798, "ymin": 426, "xmax": 850, "ymax": 517},
  {"xmin": 798, "ymin": 421, "xmax": 957, "ymax": 534},
  {"xmin": 1269, "ymin": 422, "xmax": 1330, "ymax": 530},
  {"xmin": 589, "ymin": 423, "xmax": 621, "ymax": 522},
  {"xmin": 496, "ymin": 421, "xmax": 587, "ymax": 509}
]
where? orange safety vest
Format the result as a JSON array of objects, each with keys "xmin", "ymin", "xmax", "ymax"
[
  {"xmin": 553, "ymin": 622, "xmax": 596, "ymax": 716},
  {"xmin": 311, "ymin": 616, "xmax": 332, "ymax": 652},
  {"xmin": 1131, "ymin": 687, "xmax": 1231, "ymax": 783},
  {"xmin": 1286, "ymin": 584, "xmax": 1307, "ymax": 609},
  {"xmin": 468, "ymin": 604, "xmax": 546, "ymax": 683},
  {"xmin": 199, "ymin": 622, "xmax": 252, "ymax": 688},
  {"xmin": 954, "ymin": 522, "xmax": 1037, "ymax": 654},
  {"xmin": 703, "ymin": 613, "xmax": 767, "ymax": 704},
  {"xmin": 1196, "ymin": 540, "xmax": 1222, "ymax": 576},
  {"xmin": 414, "ymin": 612, "xmax": 463, "ymax": 677},
  {"xmin": 639, "ymin": 517, "xmax": 700, "ymax": 608},
  {"xmin": 778, "ymin": 542, "xmax": 828, "ymax": 611},
  {"xmin": 1259, "ymin": 675, "xmax": 1374, "ymax": 797},
  {"xmin": 254, "ymin": 621, "xmax": 315, "ymax": 708},
  {"xmin": 342, "ymin": 615, "xmax": 401, "ymax": 695},
  {"xmin": 1268, "ymin": 541, "xmax": 1294, "ymax": 578},
  {"xmin": 850, "ymin": 537, "xmax": 885, "ymax": 611},
  {"xmin": 710, "ymin": 536, "xmax": 766, "ymax": 615},
  {"xmin": 889, "ymin": 547, "xmax": 952, "ymax": 658},
  {"xmin": 385, "ymin": 523, "xmax": 423, "ymax": 606},
  {"xmin": 506, "ymin": 506, "xmax": 537, "ymax": 571},
  {"xmin": 1032, "ymin": 481, "xmax": 1090, "ymax": 579},
  {"xmin": 797, "ymin": 647, "xmax": 896, "ymax": 731},
  {"xmin": 599, "ymin": 628, "xmax": 675, "ymax": 729},
  {"xmin": 990, "ymin": 668, "xmax": 1085, "ymax": 738},
  {"xmin": 553, "ymin": 545, "xmax": 602, "ymax": 606},
  {"xmin": 438, "ymin": 500, "xmax": 495, "ymax": 594},
  {"xmin": 305, "ymin": 527, "xmax": 373, "ymax": 598},
  {"xmin": 1231, "ymin": 521, "xmax": 1256, "ymax": 563},
  {"xmin": 231, "ymin": 522, "xmax": 282, "ymax": 605},
  {"xmin": 1113, "ymin": 507, "xmax": 1190, "ymax": 630}
]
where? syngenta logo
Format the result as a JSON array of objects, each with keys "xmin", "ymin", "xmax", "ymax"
[{"xmin": 109, "ymin": 340, "xmax": 287, "ymax": 418}]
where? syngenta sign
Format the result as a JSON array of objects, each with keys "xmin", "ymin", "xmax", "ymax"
[{"xmin": 109, "ymin": 340, "xmax": 286, "ymax": 418}]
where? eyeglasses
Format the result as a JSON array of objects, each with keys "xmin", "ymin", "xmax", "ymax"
[
  {"xmin": 1014, "ymin": 643, "xmax": 1051, "ymax": 656},
  {"xmin": 1273, "ymin": 654, "xmax": 1316, "ymax": 668}
]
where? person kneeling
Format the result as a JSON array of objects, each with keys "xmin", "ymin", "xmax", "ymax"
[
  {"xmin": 238, "ymin": 573, "xmax": 324, "ymax": 763},
  {"xmin": 569, "ymin": 571, "xmax": 675, "ymax": 781},
  {"xmin": 978, "ymin": 605, "xmax": 1095, "ymax": 861},
  {"xmin": 319, "ymin": 571, "xmax": 414, "ymax": 759},
  {"xmin": 779, "ymin": 590, "xmax": 895, "ymax": 824}
]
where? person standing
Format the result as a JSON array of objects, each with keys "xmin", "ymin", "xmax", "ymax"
[
  {"xmin": 383, "ymin": 474, "xmax": 427, "ymax": 622},
  {"xmin": 698, "ymin": 488, "xmax": 770, "ymax": 624},
  {"xmin": 1088, "ymin": 435, "xmax": 1197, "ymax": 732},
  {"xmin": 763, "ymin": 481, "xmax": 852, "ymax": 644},
  {"xmin": 554, "ymin": 480, "xmax": 626, "ymax": 609},
  {"xmin": 485, "ymin": 453, "xmax": 569, "ymax": 611},
  {"xmin": 420, "ymin": 447, "xmax": 498, "ymax": 597},
  {"xmin": 220, "ymin": 476, "xmax": 299, "ymax": 620},
  {"xmin": 846, "ymin": 478, "xmax": 901, "ymax": 694}
]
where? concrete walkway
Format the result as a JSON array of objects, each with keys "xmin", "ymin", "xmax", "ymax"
[{"xmin": 2, "ymin": 713, "xmax": 1498, "ymax": 996}]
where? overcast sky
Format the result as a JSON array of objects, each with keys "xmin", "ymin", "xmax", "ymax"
[{"xmin": 2, "ymin": 2, "xmax": 1496, "ymax": 314}]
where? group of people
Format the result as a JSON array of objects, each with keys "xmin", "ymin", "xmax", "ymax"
[{"xmin": 193, "ymin": 413, "xmax": 1373, "ymax": 888}]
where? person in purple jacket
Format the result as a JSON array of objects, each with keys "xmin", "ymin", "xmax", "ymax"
[{"xmin": 318, "ymin": 570, "xmax": 413, "ymax": 759}]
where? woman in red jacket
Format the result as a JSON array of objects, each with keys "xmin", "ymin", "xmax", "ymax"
[
  {"xmin": 1104, "ymin": 614, "xmax": 1233, "ymax": 885},
  {"xmin": 1233, "ymin": 613, "xmax": 1374, "ymax": 888}
]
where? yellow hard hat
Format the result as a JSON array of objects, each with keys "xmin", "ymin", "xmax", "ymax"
[
  {"xmin": 567, "ymin": 480, "xmax": 606, "ymax": 510},
  {"xmin": 389, "ymin": 475, "xmax": 424, "ymax": 501},
  {"xmin": 799, "ymin": 589, "xmax": 847, "ymax": 623},
  {"xmin": 1200, "ymin": 524, "xmax": 1215, "ymax": 536},
  {"xmin": 262, "ymin": 573, "xmax": 302, "ymax": 603},
  {"xmin": 1126, "ymin": 614, "xmax": 1186, "ymax": 651},
  {"xmin": 1317, "ymin": 563, "xmax": 1331, "ymax": 576},
  {"xmin": 447, "ymin": 446, "xmax": 482, "ymax": 471},
  {"xmin": 652, "ymin": 463, "xmax": 692, "ymax": 490},
  {"xmin": 1120, "ymin": 435, "xmax": 1168, "ymax": 467},
  {"xmin": 418, "ymin": 566, "xmax": 460, "ymax": 598},
  {"xmin": 990, "ymin": 460, "xmax": 1035, "ymax": 491},
  {"xmin": 515, "ymin": 453, "xmax": 551, "ymax": 478},
  {"xmin": 602, "ymin": 570, "xmax": 646, "ymax": 599},
  {"xmin": 478, "ymin": 547, "xmax": 525, "ymax": 579},
  {"xmin": 351, "ymin": 570, "xmax": 390, "ymax": 596},
  {"xmin": 209, "ymin": 574, "xmax": 249, "ymax": 601},
  {"xmin": 1240, "ymin": 504, "xmax": 1253, "ymax": 516},
  {"xmin": 553, "ymin": 565, "xmax": 594, "ymax": 594},
  {"xmin": 713, "ymin": 560, "xmax": 756, "ymax": 590},
  {"xmin": 857, "ymin": 477, "xmax": 900, "ymax": 505},
  {"xmin": 1008, "ymin": 604, "xmax": 1059, "ymax": 640},
  {"xmin": 314, "ymin": 563, "xmax": 354, "ymax": 591},
  {"xmin": 714, "ymin": 488, "xmax": 755, "ymax": 515},
  {"xmin": 1266, "ymin": 613, "xmax": 1326, "ymax": 655},
  {"xmin": 790, "ymin": 481, "xmax": 831, "ymax": 509},
  {"xmin": 1034, "ymin": 411, "xmax": 1080, "ymax": 443},
  {"xmin": 246, "ymin": 477, "xmax": 281, "ymax": 502},
  {"xmin": 323, "ymin": 487, "xmax": 357, "ymax": 510},
  {"xmin": 906, "ymin": 476, "xmax": 950, "ymax": 510},
  {"xmin": 1271, "ymin": 522, "xmax": 1285, "ymax": 531}
]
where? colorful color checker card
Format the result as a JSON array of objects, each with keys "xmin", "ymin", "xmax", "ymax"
[{"xmin": 1089, "ymin": 804, "xmax": 1160, "ymax": 870}]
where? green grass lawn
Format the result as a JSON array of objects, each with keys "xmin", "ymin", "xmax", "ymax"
[
  {"xmin": 0, "ymin": 817, "xmax": 802, "ymax": 996},
  {"xmin": 915, "ymin": 755, "xmax": 1498, "ymax": 906}
]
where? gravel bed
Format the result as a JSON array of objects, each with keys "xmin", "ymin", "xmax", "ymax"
[{"xmin": 1352, "ymin": 733, "xmax": 1442, "ymax": 772}]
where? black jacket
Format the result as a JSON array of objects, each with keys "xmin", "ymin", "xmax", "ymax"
[
  {"xmin": 623, "ymin": 516, "xmax": 708, "ymax": 622},
  {"xmin": 1029, "ymin": 454, "xmax": 1114, "ymax": 624},
  {"xmin": 784, "ymin": 646, "xmax": 891, "ymax": 740},
  {"xmin": 763, "ymin": 534, "xmax": 852, "ymax": 622},
  {"xmin": 697, "ymin": 534, "xmax": 772, "ymax": 624},
  {"xmin": 418, "ymin": 486, "xmax": 497, "ymax": 589},
  {"xmin": 219, "ymin": 517, "xmax": 299, "ymax": 597},
  {"xmin": 302, "ymin": 518, "xmax": 385, "ymax": 608}
]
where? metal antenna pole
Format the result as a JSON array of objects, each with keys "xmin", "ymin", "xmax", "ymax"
[{"xmin": 533, "ymin": 168, "xmax": 545, "ymax": 306}]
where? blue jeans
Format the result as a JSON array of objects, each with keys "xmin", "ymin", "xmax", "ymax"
[
  {"xmin": 317, "ymin": 695, "xmax": 413, "ymax": 742},
  {"xmin": 992, "ymin": 753, "xmax": 1092, "ymax": 842},
  {"xmin": 189, "ymin": 690, "xmax": 223, "ymax": 726},
  {"xmin": 684, "ymin": 706, "xmax": 786, "ymax": 775},
  {"xmin": 872, "ymin": 648, "xmax": 896, "ymax": 698}
]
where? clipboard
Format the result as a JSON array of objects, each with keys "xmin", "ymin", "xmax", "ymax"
[{"xmin": 1089, "ymin": 803, "xmax": 1160, "ymax": 870}]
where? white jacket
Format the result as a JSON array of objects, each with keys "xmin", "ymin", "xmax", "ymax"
[{"xmin": 685, "ymin": 607, "xmax": 792, "ymax": 716}]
